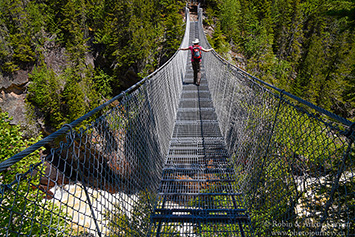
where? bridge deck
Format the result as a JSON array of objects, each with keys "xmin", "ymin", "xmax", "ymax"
[{"xmin": 149, "ymin": 22, "xmax": 251, "ymax": 237}]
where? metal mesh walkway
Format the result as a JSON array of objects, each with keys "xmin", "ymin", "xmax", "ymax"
[{"xmin": 149, "ymin": 21, "xmax": 252, "ymax": 236}]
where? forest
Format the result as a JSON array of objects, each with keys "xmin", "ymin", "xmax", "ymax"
[
  {"xmin": 204, "ymin": 0, "xmax": 355, "ymax": 121},
  {"xmin": 1, "ymin": 2, "xmax": 185, "ymax": 234},
  {"xmin": 0, "ymin": 0, "xmax": 354, "ymax": 136},
  {"xmin": 0, "ymin": 0, "xmax": 185, "ymax": 134}
]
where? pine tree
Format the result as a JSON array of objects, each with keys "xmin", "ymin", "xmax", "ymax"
[
  {"xmin": 219, "ymin": 0, "xmax": 242, "ymax": 44},
  {"xmin": 27, "ymin": 65, "xmax": 64, "ymax": 129},
  {"xmin": 272, "ymin": 0, "xmax": 303, "ymax": 63},
  {"xmin": 159, "ymin": 0, "xmax": 184, "ymax": 62},
  {"xmin": 62, "ymin": 70, "xmax": 86, "ymax": 123},
  {"xmin": 0, "ymin": 0, "xmax": 40, "ymax": 72}
]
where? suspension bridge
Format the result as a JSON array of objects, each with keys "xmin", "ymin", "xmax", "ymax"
[{"xmin": 1, "ymin": 5, "xmax": 354, "ymax": 237}]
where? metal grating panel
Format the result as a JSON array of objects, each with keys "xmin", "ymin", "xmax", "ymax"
[
  {"xmin": 183, "ymin": 84, "xmax": 209, "ymax": 91},
  {"xmin": 179, "ymin": 99, "xmax": 214, "ymax": 109},
  {"xmin": 172, "ymin": 121, "xmax": 222, "ymax": 137},
  {"xmin": 181, "ymin": 91, "xmax": 211, "ymax": 99},
  {"xmin": 176, "ymin": 108, "xmax": 217, "ymax": 121}
]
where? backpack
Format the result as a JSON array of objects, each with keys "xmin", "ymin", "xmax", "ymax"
[{"xmin": 193, "ymin": 45, "xmax": 202, "ymax": 60}]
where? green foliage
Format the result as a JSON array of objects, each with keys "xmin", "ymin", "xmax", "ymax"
[
  {"xmin": 0, "ymin": 112, "xmax": 41, "ymax": 170},
  {"xmin": 210, "ymin": 23, "xmax": 229, "ymax": 55},
  {"xmin": 159, "ymin": 0, "xmax": 185, "ymax": 59},
  {"xmin": 94, "ymin": 69, "xmax": 113, "ymax": 98},
  {"xmin": 27, "ymin": 65, "xmax": 64, "ymax": 129},
  {"xmin": 27, "ymin": 64, "xmax": 102, "ymax": 129},
  {"xmin": 275, "ymin": 107, "xmax": 344, "ymax": 171},
  {"xmin": 204, "ymin": 0, "xmax": 221, "ymax": 10},
  {"xmin": 343, "ymin": 57, "xmax": 355, "ymax": 119},
  {"xmin": 207, "ymin": 0, "xmax": 355, "ymax": 119},
  {"xmin": 268, "ymin": 57, "xmax": 293, "ymax": 90},
  {"xmin": 107, "ymin": 190, "xmax": 180, "ymax": 235},
  {"xmin": 62, "ymin": 69, "xmax": 87, "ymax": 123},
  {"xmin": 1, "ymin": 0, "xmax": 185, "ymax": 129},
  {"xmin": 106, "ymin": 191, "xmax": 155, "ymax": 236},
  {"xmin": 219, "ymin": 0, "xmax": 242, "ymax": 44},
  {"xmin": 90, "ymin": 0, "xmax": 184, "ymax": 90},
  {"xmin": 112, "ymin": 0, "xmax": 163, "ymax": 77},
  {"xmin": 203, "ymin": 7, "xmax": 215, "ymax": 27},
  {"xmin": 60, "ymin": 0, "xmax": 89, "ymax": 68},
  {"xmin": 0, "ymin": 111, "xmax": 69, "ymax": 236},
  {"xmin": 0, "ymin": 0, "xmax": 46, "ymax": 72},
  {"xmin": 272, "ymin": 0, "xmax": 303, "ymax": 62}
]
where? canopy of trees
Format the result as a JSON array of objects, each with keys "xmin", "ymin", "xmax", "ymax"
[
  {"xmin": 203, "ymin": 0, "xmax": 355, "ymax": 121},
  {"xmin": 1, "ymin": 0, "xmax": 354, "ymax": 131},
  {"xmin": 0, "ymin": 0, "xmax": 184, "ymax": 131}
]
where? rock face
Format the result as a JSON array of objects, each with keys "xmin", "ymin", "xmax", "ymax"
[
  {"xmin": 0, "ymin": 70, "xmax": 29, "ymax": 125},
  {"xmin": 0, "ymin": 35, "xmax": 68, "ymax": 128},
  {"xmin": 0, "ymin": 34, "xmax": 97, "ymax": 129},
  {"xmin": 42, "ymin": 35, "xmax": 68, "ymax": 75}
]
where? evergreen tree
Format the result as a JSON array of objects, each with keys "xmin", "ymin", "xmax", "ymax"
[
  {"xmin": 210, "ymin": 0, "xmax": 355, "ymax": 119},
  {"xmin": 342, "ymin": 46, "xmax": 355, "ymax": 118},
  {"xmin": 0, "ymin": 0, "xmax": 40, "ymax": 72},
  {"xmin": 60, "ymin": 0, "xmax": 89, "ymax": 68},
  {"xmin": 272, "ymin": 0, "xmax": 303, "ymax": 63},
  {"xmin": 219, "ymin": 0, "xmax": 242, "ymax": 45},
  {"xmin": 210, "ymin": 22, "xmax": 229, "ymax": 54},
  {"xmin": 159, "ymin": 0, "xmax": 185, "ymax": 62},
  {"xmin": 27, "ymin": 65, "xmax": 64, "ymax": 130},
  {"xmin": 62, "ymin": 69, "xmax": 87, "ymax": 123}
]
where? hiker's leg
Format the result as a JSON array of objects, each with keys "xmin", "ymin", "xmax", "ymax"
[
  {"xmin": 192, "ymin": 61, "xmax": 198, "ymax": 84},
  {"xmin": 196, "ymin": 61, "xmax": 201, "ymax": 85}
]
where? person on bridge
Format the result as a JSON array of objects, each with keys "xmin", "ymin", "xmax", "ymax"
[{"xmin": 179, "ymin": 38, "xmax": 213, "ymax": 86}]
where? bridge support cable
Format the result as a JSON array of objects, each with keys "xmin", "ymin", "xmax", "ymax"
[
  {"xmin": 0, "ymin": 8, "xmax": 192, "ymax": 237},
  {"xmin": 197, "ymin": 4, "xmax": 354, "ymax": 237},
  {"xmin": 149, "ymin": 21, "xmax": 252, "ymax": 236}
]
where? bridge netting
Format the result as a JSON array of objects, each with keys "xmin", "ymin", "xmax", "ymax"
[{"xmin": 1, "ymin": 5, "xmax": 354, "ymax": 237}]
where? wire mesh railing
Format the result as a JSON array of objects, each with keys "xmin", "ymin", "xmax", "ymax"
[
  {"xmin": 198, "ymin": 5, "xmax": 355, "ymax": 237},
  {"xmin": 0, "ymin": 8, "xmax": 190, "ymax": 237}
]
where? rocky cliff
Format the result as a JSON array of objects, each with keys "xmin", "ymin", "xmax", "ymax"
[
  {"xmin": 0, "ymin": 36, "xmax": 68, "ymax": 134},
  {"xmin": 0, "ymin": 70, "xmax": 28, "ymax": 126}
]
